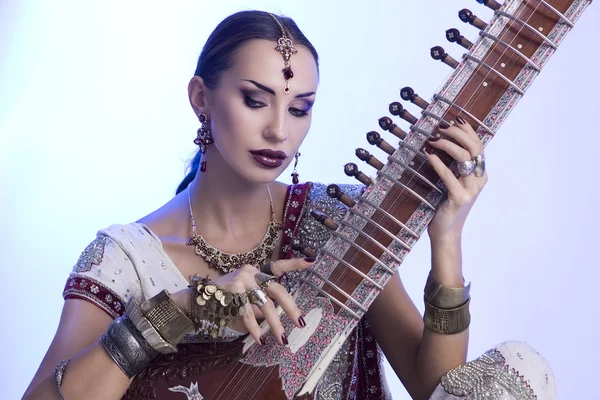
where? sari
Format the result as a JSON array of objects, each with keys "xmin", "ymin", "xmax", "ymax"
[{"xmin": 63, "ymin": 182, "xmax": 391, "ymax": 400}]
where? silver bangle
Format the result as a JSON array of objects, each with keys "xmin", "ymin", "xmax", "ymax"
[
  {"xmin": 100, "ymin": 316, "xmax": 156, "ymax": 378},
  {"xmin": 54, "ymin": 359, "xmax": 70, "ymax": 400}
]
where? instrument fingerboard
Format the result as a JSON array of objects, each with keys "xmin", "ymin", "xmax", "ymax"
[{"xmin": 242, "ymin": 1, "xmax": 593, "ymax": 398}]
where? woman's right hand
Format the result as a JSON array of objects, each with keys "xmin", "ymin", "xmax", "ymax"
[{"xmin": 176, "ymin": 258, "xmax": 315, "ymax": 345}]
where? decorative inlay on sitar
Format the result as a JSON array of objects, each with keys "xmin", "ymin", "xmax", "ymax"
[{"xmin": 195, "ymin": 1, "xmax": 594, "ymax": 399}]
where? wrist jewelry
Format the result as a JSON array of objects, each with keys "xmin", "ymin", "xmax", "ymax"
[
  {"xmin": 424, "ymin": 273, "xmax": 470, "ymax": 309},
  {"xmin": 125, "ymin": 298, "xmax": 177, "ymax": 354},
  {"xmin": 100, "ymin": 315, "xmax": 159, "ymax": 378},
  {"xmin": 139, "ymin": 290, "xmax": 194, "ymax": 346},
  {"xmin": 423, "ymin": 297, "xmax": 471, "ymax": 335},
  {"xmin": 189, "ymin": 275, "xmax": 249, "ymax": 340},
  {"xmin": 54, "ymin": 359, "xmax": 70, "ymax": 400}
]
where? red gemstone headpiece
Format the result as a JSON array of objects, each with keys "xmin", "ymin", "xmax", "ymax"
[{"xmin": 268, "ymin": 13, "xmax": 298, "ymax": 95}]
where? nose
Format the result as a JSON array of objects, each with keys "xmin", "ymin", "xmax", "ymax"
[{"xmin": 263, "ymin": 109, "xmax": 288, "ymax": 142}]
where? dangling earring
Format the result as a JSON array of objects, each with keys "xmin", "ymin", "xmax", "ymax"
[
  {"xmin": 291, "ymin": 152, "xmax": 301, "ymax": 184},
  {"xmin": 193, "ymin": 112, "xmax": 213, "ymax": 172}
]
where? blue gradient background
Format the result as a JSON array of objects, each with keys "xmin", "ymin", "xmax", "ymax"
[{"xmin": 2, "ymin": 1, "xmax": 598, "ymax": 398}]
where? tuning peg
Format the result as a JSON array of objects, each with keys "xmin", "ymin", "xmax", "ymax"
[
  {"xmin": 344, "ymin": 163, "xmax": 373, "ymax": 186},
  {"xmin": 389, "ymin": 102, "xmax": 418, "ymax": 125},
  {"xmin": 378, "ymin": 117, "xmax": 408, "ymax": 140},
  {"xmin": 310, "ymin": 209, "xmax": 339, "ymax": 231},
  {"xmin": 400, "ymin": 87, "xmax": 430, "ymax": 110},
  {"xmin": 476, "ymin": 0, "xmax": 501, "ymax": 11},
  {"xmin": 356, "ymin": 148, "xmax": 385, "ymax": 171},
  {"xmin": 326, "ymin": 184, "xmax": 357, "ymax": 207},
  {"xmin": 458, "ymin": 9, "xmax": 488, "ymax": 30},
  {"xmin": 430, "ymin": 46, "xmax": 459, "ymax": 69},
  {"xmin": 290, "ymin": 237, "xmax": 318, "ymax": 258},
  {"xmin": 445, "ymin": 28, "xmax": 473, "ymax": 50},
  {"xmin": 366, "ymin": 131, "xmax": 396, "ymax": 155}
]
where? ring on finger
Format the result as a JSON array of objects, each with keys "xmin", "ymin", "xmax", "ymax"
[
  {"xmin": 473, "ymin": 154, "xmax": 485, "ymax": 177},
  {"xmin": 248, "ymin": 287, "xmax": 269, "ymax": 307},
  {"xmin": 457, "ymin": 160, "xmax": 476, "ymax": 177},
  {"xmin": 259, "ymin": 261, "xmax": 275, "ymax": 276},
  {"xmin": 254, "ymin": 272, "xmax": 277, "ymax": 290}
]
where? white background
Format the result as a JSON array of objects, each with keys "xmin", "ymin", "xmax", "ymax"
[{"xmin": 1, "ymin": 1, "xmax": 598, "ymax": 399}]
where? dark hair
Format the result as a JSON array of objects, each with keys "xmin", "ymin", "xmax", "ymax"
[{"xmin": 176, "ymin": 10, "xmax": 320, "ymax": 194}]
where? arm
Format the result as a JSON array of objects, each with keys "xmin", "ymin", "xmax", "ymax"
[
  {"xmin": 22, "ymin": 299, "xmax": 132, "ymax": 400},
  {"xmin": 367, "ymin": 239, "xmax": 468, "ymax": 400},
  {"xmin": 368, "ymin": 119, "xmax": 486, "ymax": 399}
]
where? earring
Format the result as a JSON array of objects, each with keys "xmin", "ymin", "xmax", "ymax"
[
  {"xmin": 193, "ymin": 112, "xmax": 213, "ymax": 172},
  {"xmin": 291, "ymin": 152, "xmax": 301, "ymax": 184}
]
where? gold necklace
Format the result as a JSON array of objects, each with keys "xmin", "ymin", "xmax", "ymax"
[{"xmin": 186, "ymin": 184, "xmax": 282, "ymax": 274}]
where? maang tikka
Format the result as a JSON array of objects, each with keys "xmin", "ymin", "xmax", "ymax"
[
  {"xmin": 193, "ymin": 112, "xmax": 213, "ymax": 172},
  {"xmin": 268, "ymin": 13, "xmax": 297, "ymax": 94}
]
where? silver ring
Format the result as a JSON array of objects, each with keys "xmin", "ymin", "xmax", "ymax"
[
  {"xmin": 248, "ymin": 287, "xmax": 269, "ymax": 307},
  {"xmin": 457, "ymin": 160, "xmax": 475, "ymax": 177},
  {"xmin": 473, "ymin": 154, "xmax": 485, "ymax": 177},
  {"xmin": 254, "ymin": 272, "xmax": 277, "ymax": 289},
  {"xmin": 259, "ymin": 261, "xmax": 275, "ymax": 276}
]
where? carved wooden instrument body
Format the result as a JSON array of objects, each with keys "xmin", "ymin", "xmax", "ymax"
[{"xmin": 186, "ymin": 1, "xmax": 594, "ymax": 398}]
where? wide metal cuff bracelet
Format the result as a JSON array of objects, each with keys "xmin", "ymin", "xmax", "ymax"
[
  {"xmin": 424, "ymin": 274, "xmax": 471, "ymax": 309},
  {"xmin": 101, "ymin": 316, "xmax": 157, "ymax": 378},
  {"xmin": 126, "ymin": 298, "xmax": 177, "ymax": 354},
  {"xmin": 100, "ymin": 331, "xmax": 137, "ymax": 378},
  {"xmin": 140, "ymin": 290, "xmax": 194, "ymax": 346},
  {"xmin": 423, "ymin": 297, "xmax": 471, "ymax": 335}
]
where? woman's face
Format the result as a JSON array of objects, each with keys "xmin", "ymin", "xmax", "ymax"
[{"xmin": 198, "ymin": 39, "xmax": 319, "ymax": 184}]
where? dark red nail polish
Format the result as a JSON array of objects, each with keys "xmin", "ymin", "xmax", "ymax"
[
  {"xmin": 423, "ymin": 144, "xmax": 434, "ymax": 155},
  {"xmin": 282, "ymin": 334, "xmax": 289, "ymax": 345},
  {"xmin": 304, "ymin": 257, "xmax": 316, "ymax": 263},
  {"xmin": 260, "ymin": 336, "xmax": 267, "ymax": 346},
  {"xmin": 438, "ymin": 122, "xmax": 450, "ymax": 129},
  {"xmin": 428, "ymin": 132, "xmax": 442, "ymax": 142},
  {"xmin": 299, "ymin": 316, "xmax": 306, "ymax": 327},
  {"xmin": 456, "ymin": 116, "xmax": 466, "ymax": 125}
]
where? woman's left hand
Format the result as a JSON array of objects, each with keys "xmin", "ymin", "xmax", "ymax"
[{"xmin": 424, "ymin": 118, "xmax": 488, "ymax": 244}]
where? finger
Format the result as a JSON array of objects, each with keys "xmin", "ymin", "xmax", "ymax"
[
  {"xmin": 265, "ymin": 282, "xmax": 305, "ymax": 329},
  {"xmin": 257, "ymin": 297, "xmax": 287, "ymax": 345},
  {"xmin": 427, "ymin": 138, "xmax": 472, "ymax": 162},
  {"xmin": 423, "ymin": 146, "xmax": 465, "ymax": 195},
  {"xmin": 270, "ymin": 257, "xmax": 315, "ymax": 278},
  {"xmin": 439, "ymin": 123, "xmax": 483, "ymax": 157},
  {"xmin": 241, "ymin": 303, "xmax": 265, "ymax": 346}
]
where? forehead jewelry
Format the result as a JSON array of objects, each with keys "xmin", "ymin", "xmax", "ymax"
[{"xmin": 268, "ymin": 13, "xmax": 298, "ymax": 95}]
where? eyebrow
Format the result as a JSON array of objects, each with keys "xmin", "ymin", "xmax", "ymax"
[{"xmin": 241, "ymin": 79, "xmax": 316, "ymax": 99}]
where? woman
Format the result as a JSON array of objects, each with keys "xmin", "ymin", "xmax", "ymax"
[{"xmin": 22, "ymin": 10, "xmax": 487, "ymax": 400}]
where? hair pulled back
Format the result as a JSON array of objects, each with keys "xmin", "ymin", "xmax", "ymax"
[{"xmin": 176, "ymin": 10, "xmax": 319, "ymax": 194}]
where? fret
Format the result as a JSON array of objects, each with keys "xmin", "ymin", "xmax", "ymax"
[
  {"xmin": 432, "ymin": 94, "xmax": 496, "ymax": 135},
  {"xmin": 357, "ymin": 194, "xmax": 420, "ymax": 238},
  {"xmin": 537, "ymin": 0, "xmax": 574, "ymax": 27},
  {"xmin": 387, "ymin": 156, "xmax": 444, "ymax": 194},
  {"xmin": 297, "ymin": 278, "xmax": 362, "ymax": 320},
  {"xmin": 320, "ymin": 248, "xmax": 384, "ymax": 290},
  {"xmin": 378, "ymin": 171, "xmax": 437, "ymax": 211},
  {"xmin": 347, "ymin": 208, "xmax": 412, "ymax": 251},
  {"xmin": 479, "ymin": 31, "xmax": 541, "ymax": 71},
  {"xmin": 339, "ymin": 220, "xmax": 404, "ymax": 264},
  {"xmin": 421, "ymin": 111, "xmax": 454, "ymax": 127},
  {"xmin": 307, "ymin": 269, "xmax": 368, "ymax": 313},
  {"xmin": 331, "ymin": 231, "xmax": 395, "ymax": 274},
  {"xmin": 463, "ymin": 55, "xmax": 525, "ymax": 95},
  {"xmin": 495, "ymin": 10, "xmax": 558, "ymax": 49}
]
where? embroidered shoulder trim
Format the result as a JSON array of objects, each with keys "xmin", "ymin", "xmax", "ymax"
[
  {"xmin": 63, "ymin": 275, "xmax": 125, "ymax": 319},
  {"xmin": 74, "ymin": 236, "xmax": 107, "ymax": 273},
  {"xmin": 441, "ymin": 348, "xmax": 537, "ymax": 400}
]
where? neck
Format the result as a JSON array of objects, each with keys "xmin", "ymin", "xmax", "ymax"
[{"xmin": 188, "ymin": 162, "xmax": 273, "ymax": 237}]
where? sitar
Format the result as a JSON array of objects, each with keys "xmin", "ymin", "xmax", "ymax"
[{"xmin": 167, "ymin": 1, "xmax": 594, "ymax": 398}]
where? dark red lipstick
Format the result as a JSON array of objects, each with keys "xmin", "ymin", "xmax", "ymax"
[{"xmin": 249, "ymin": 149, "xmax": 287, "ymax": 168}]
